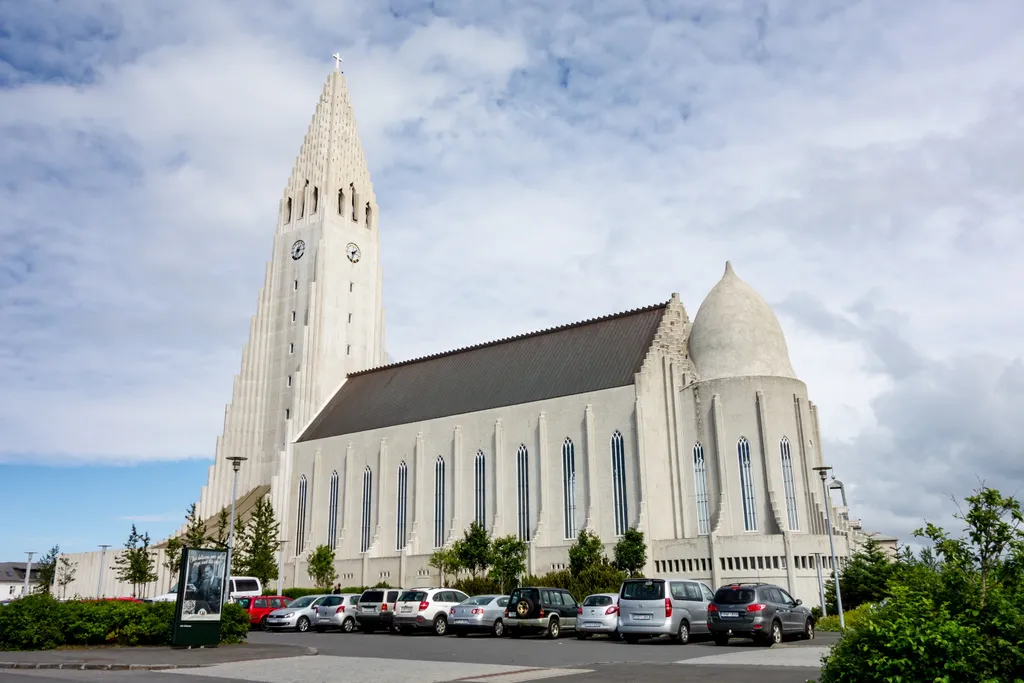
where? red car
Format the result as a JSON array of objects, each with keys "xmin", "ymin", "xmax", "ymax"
[{"xmin": 237, "ymin": 596, "xmax": 293, "ymax": 629}]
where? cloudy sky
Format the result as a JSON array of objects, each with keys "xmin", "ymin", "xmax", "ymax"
[{"xmin": 1, "ymin": 0, "xmax": 1021, "ymax": 560}]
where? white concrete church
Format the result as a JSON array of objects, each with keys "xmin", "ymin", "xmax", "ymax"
[{"xmin": 64, "ymin": 65, "xmax": 883, "ymax": 604}]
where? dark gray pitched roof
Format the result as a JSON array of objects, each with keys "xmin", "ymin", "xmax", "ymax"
[
  {"xmin": 298, "ymin": 302, "xmax": 668, "ymax": 441},
  {"xmin": 0, "ymin": 562, "xmax": 37, "ymax": 582}
]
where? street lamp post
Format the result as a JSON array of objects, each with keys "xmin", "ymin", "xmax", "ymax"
[
  {"xmin": 223, "ymin": 455, "xmax": 248, "ymax": 608},
  {"xmin": 23, "ymin": 552, "xmax": 36, "ymax": 596},
  {"xmin": 276, "ymin": 539, "xmax": 289, "ymax": 594},
  {"xmin": 97, "ymin": 545, "xmax": 111, "ymax": 599},
  {"xmin": 813, "ymin": 465, "xmax": 845, "ymax": 629}
]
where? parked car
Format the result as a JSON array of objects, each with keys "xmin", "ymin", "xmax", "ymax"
[
  {"xmin": 150, "ymin": 576, "xmax": 262, "ymax": 603},
  {"xmin": 617, "ymin": 577, "xmax": 715, "ymax": 644},
  {"xmin": 314, "ymin": 593, "xmax": 362, "ymax": 633},
  {"xmin": 236, "ymin": 595, "xmax": 293, "ymax": 629},
  {"xmin": 504, "ymin": 586, "xmax": 579, "ymax": 639},
  {"xmin": 449, "ymin": 594, "xmax": 510, "ymax": 637},
  {"xmin": 707, "ymin": 582, "xmax": 815, "ymax": 646},
  {"xmin": 354, "ymin": 588, "xmax": 403, "ymax": 633},
  {"xmin": 392, "ymin": 588, "xmax": 470, "ymax": 636},
  {"xmin": 264, "ymin": 594, "xmax": 328, "ymax": 632},
  {"xmin": 575, "ymin": 593, "xmax": 621, "ymax": 640}
]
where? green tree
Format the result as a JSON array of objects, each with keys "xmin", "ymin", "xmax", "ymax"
[
  {"xmin": 182, "ymin": 503, "xmax": 208, "ymax": 549},
  {"xmin": 824, "ymin": 537, "xmax": 896, "ymax": 612},
  {"xmin": 56, "ymin": 556, "xmax": 77, "ymax": 600},
  {"xmin": 568, "ymin": 529, "xmax": 605, "ymax": 578},
  {"xmin": 33, "ymin": 546, "xmax": 60, "ymax": 595},
  {"xmin": 208, "ymin": 509, "xmax": 230, "ymax": 549},
  {"xmin": 428, "ymin": 547, "xmax": 461, "ymax": 587},
  {"xmin": 113, "ymin": 525, "xmax": 159, "ymax": 598},
  {"xmin": 229, "ymin": 516, "xmax": 251, "ymax": 575},
  {"xmin": 488, "ymin": 535, "xmax": 527, "ymax": 593},
  {"xmin": 236, "ymin": 496, "xmax": 279, "ymax": 585},
  {"xmin": 306, "ymin": 544, "xmax": 337, "ymax": 589},
  {"xmin": 613, "ymin": 528, "xmax": 646, "ymax": 577},
  {"xmin": 571, "ymin": 563, "xmax": 627, "ymax": 602},
  {"xmin": 455, "ymin": 522, "xmax": 492, "ymax": 578},
  {"xmin": 163, "ymin": 537, "xmax": 183, "ymax": 588}
]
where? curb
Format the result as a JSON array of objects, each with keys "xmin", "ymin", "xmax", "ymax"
[{"xmin": 0, "ymin": 645, "xmax": 318, "ymax": 671}]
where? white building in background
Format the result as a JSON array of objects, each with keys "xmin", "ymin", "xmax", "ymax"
[
  {"xmin": 61, "ymin": 65, "xmax": 883, "ymax": 604},
  {"xmin": 0, "ymin": 563, "xmax": 39, "ymax": 600}
]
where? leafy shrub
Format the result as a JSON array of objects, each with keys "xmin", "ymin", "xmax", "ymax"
[
  {"xmin": 452, "ymin": 577, "xmax": 501, "ymax": 596},
  {"xmin": 570, "ymin": 563, "xmax": 627, "ymax": 602},
  {"xmin": 815, "ymin": 602, "xmax": 877, "ymax": 632},
  {"xmin": 520, "ymin": 570, "xmax": 572, "ymax": 591},
  {"xmin": 0, "ymin": 595, "xmax": 247, "ymax": 651}
]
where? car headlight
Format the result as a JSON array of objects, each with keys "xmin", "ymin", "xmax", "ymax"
[{"xmin": 280, "ymin": 612, "xmax": 293, "ymax": 618}]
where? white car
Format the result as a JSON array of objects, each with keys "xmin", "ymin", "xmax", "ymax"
[
  {"xmin": 392, "ymin": 588, "xmax": 470, "ymax": 636},
  {"xmin": 150, "ymin": 576, "xmax": 262, "ymax": 603}
]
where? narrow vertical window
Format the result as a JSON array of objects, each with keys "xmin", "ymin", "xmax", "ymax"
[
  {"xmin": 299, "ymin": 180, "xmax": 308, "ymax": 218},
  {"xmin": 365, "ymin": 202, "xmax": 372, "ymax": 229},
  {"xmin": 780, "ymin": 437, "xmax": 800, "ymax": 531},
  {"xmin": 561, "ymin": 438, "xmax": 577, "ymax": 539},
  {"xmin": 328, "ymin": 470, "xmax": 339, "ymax": 550},
  {"xmin": 289, "ymin": 343, "xmax": 294, "ymax": 354},
  {"xmin": 396, "ymin": 461, "xmax": 408, "ymax": 550},
  {"xmin": 360, "ymin": 466, "xmax": 372, "ymax": 553},
  {"xmin": 296, "ymin": 474, "xmax": 307, "ymax": 553},
  {"xmin": 311, "ymin": 186, "xmax": 319, "ymax": 213},
  {"xmin": 738, "ymin": 437, "xmax": 758, "ymax": 531},
  {"xmin": 284, "ymin": 408, "xmax": 290, "ymax": 419},
  {"xmin": 287, "ymin": 375, "xmax": 292, "ymax": 387},
  {"xmin": 346, "ymin": 344, "xmax": 351, "ymax": 355},
  {"xmin": 291, "ymin": 311, "xmax": 296, "ymax": 322},
  {"xmin": 474, "ymin": 450, "xmax": 486, "ymax": 528},
  {"xmin": 285, "ymin": 197, "xmax": 292, "ymax": 223},
  {"xmin": 293, "ymin": 280, "xmax": 298, "ymax": 291},
  {"xmin": 350, "ymin": 183, "xmax": 357, "ymax": 221},
  {"xmin": 693, "ymin": 443, "xmax": 711, "ymax": 535},
  {"xmin": 611, "ymin": 431, "xmax": 629, "ymax": 535},
  {"xmin": 434, "ymin": 456, "xmax": 446, "ymax": 548},
  {"xmin": 516, "ymin": 445, "xmax": 531, "ymax": 541},
  {"xmin": 337, "ymin": 188, "xmax": 344, "ymax": 216}
]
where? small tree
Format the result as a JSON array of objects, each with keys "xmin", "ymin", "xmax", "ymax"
[
  {"xmin": 238, "ymin": 496, "xmax": 279, "ymax": 585},
  {"xmin": 113, "ymin": 525, "xmax": 158, "ymax": 598},
  {"xmin": 182, "ymin": 503, "xmax": 208, "ymax": 549},
  {"xmin": 429, "ymin": 547, "xmax": 460, "ymax": 587},
  {"xmin": 34, "ymin": 546, "xmax": 60, "ymax": 595},
  {"xmin": 163, "ymin": 537, "xmax": 183, "ymax": 588},
  {"xmin": 825, "ymin": 536, "xmax": 896, "ymax": 613},
  {"xmin": 307, "ymin": 544, "xmax": 337, "ymax": 589},
  {"xmin": 230, "ymin": 516, "xmax": 251, "ymax": 575},
  {"xmin": 489, "ymin": 535, "xmax": 527, "ymax": 593},
  {"xmin": 613, "ymin": 528, "xmax": 646, "ymax": 577},
  {"xmin": 455, "ymin": 522, "xmax": 492, "ymax": 578},
  {"xmin": 56, "ymin": 556, "xmax": 77, "ymax": 600},
  {"xmin": 568, "ymin": 529, "xmax": 605, "ymax": 578},
  {"xmin": 208, "ymin": 509, "xmax": 230, "ymax": 549}
]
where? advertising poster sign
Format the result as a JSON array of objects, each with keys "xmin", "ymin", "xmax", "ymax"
[{"xmin": 171, "ymin": 547, "xmax": 227, "ymax": 647}]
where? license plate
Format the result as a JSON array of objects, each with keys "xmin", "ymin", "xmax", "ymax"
[
  {"xmin": 721, "ymin": 612, "xmax": 740, "ymax": 618},
  {"xmin": 454, "ymin": 619, "xmax": 468, "ymax": 624},
  {"xmin": 583, "ymin": 622, "xmax": 601, "ymax": 628},
  {"xmin": 363, "ymin": 606, "xmax": 375, "ymax": 612},
  {"xmin": 401, "ymin": 606, "xmax": 412, "ymax": 612},
  {"xmin": 632, "ymin": 614, "xmax": 652, "ymax": 621}
]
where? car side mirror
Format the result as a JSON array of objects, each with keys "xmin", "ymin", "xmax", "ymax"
[{"xmin": 795, "ymin": 599, "xmax": 802, "ymax": 606}]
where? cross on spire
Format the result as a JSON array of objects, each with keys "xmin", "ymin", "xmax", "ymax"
[{"xmin": 332, "ymin": 53, "xmax": 343, "ymax": 71}]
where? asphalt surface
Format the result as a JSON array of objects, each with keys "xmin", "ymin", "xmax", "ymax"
[{"xmin": 0, "ymin": 629, "xmax": 838, "ymax": 683}]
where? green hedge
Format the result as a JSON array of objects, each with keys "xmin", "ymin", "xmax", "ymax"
[
  {"xmin": 816, "ymin": 602, "xmax": 877, "ymax": 632},
  {"xmin": 0, "ymin": 594, "xmax": 249, "ymax": 651}
]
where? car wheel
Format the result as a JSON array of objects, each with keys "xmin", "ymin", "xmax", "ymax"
[
  {"xmin": 675, "ymin": 620, "xmax": 690, "ymax": 645},
  {"xmin": 545, "ymin": 618, "xmax": 560, "ymax": 639},
  {"xmin": 433, "ymin": 614, "xmax": 448, "ymax": 636},
  {"xmin": 259, "ymin": 616, "xmax": 269, "ymax": 631},
  {"xmin": 342, "ymin": 618, "xmax": 355, "ymax": 633},
  {"xmin": 515, "ymin": 598, "xmax": 535, "ymax": 618},
  {"xmin": 296, "ymin": 617, "xmax": 310, "ymax": 633},
  {"xmin": 802, "ymin": 619, "xmax": 815, "ymax": 640},
  {"xmin": 492, "ymin": 619, "xmax": 505, "ymax": 638},
  {"xmin": 713, "ymin": 635, "xmax": 730, "ymax": 646},
  {"xmin": 761, "ymin": 620, "xmax": 782, "ymax": 647}
]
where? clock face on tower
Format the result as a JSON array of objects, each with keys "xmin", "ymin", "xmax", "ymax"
[
  {"xmin": 346, "ymin": 242, "xmax": 361, "ymax": 263},
  {"xmin": 291, "ymin": 240, "xmax": 305, "ymax": 260}
]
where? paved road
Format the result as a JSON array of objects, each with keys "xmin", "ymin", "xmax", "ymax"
[{"xmin": 0, "ymin": 630, "xmax": 837, "ymax": 683}]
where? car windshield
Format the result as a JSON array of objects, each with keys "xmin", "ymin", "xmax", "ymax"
[
  {"xmin": 399, "ymin": 591, "xmax": 427, "ymax": 602},
  {"xmin": 621, "ymin": 580, "xmax": 664, "ymax": 600},
  {"xmin": 361, "ymin": 591, "xmax": 384, "ymax": 602},
  {"xmin": 289, "ymin": 596, "xmax": 316, "ymax": 608},
  {"xmin": 583, "ymin": 595, "xmax": 613, "ymax": 607},
  {"xmin": 509, "ymin": 588, "xmax": 538, "ymax": 602},
  {"xmin": 714, "ymin": 588, "xmax": 756, "ymax": 604},
  {"xmin": 465, "ymin": 596, "xmax": 494, "ymax": 605}
]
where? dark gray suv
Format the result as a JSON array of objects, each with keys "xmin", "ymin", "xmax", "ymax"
[{"xmin": 707, "ymin": 583, "xmax": 815, "ymax": 647}]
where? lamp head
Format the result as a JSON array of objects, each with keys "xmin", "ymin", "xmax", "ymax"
[
  {"xmin": 226, "ymin": 455, "xmax": 248, "ymax": 472},
  {"xmin": 812, "ymin": 465, "xmax": 833, "ymax": 481}
]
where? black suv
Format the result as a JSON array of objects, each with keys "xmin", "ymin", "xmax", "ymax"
[
  {"xmin": 504, "ymin": 586, "xmax": 579, "ymax": 639},
  {"xmin": 708, "ymin": 582, "xmax": 815, "ymax": 646}
]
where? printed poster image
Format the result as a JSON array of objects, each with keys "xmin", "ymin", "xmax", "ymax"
[{"xmin": 179, "ymin": 549, "xmax": 226, "ymax": 622}]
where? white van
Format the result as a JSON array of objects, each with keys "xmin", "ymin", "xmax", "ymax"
[{"xmin": 149, "ymin": 576, "xmax": 262, "ymax": 603}]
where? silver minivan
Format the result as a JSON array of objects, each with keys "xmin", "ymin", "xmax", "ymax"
[{"xmin": 617, "ymin": 577, "xmax": 715, "ymax": 644}]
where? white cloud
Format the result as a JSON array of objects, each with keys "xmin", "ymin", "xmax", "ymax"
[{"xmin": 0, "ymin": 0, "xmax": 1022, "ymax": 544}]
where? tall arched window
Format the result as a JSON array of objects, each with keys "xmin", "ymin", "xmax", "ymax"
[
  {"xmin": 365, "ymin": 202, "xmax": 373, "ymax": 229},
  {"xmin": 780, "ymin": 437, "xmax": 800, "ymax": 531},
  {"xmin": 396, "ymin": 461, "xmax": 408, "ymax": 550},
  {"xmin": 328, "ymin": 470, "xmax": 339, "ymax": 550},
  {"xmin": 295, "ymin": 474, "xmax": 308, "ymax": 552},
  {"xmin": 517, "ymin": 445, "xmax": 531, "ymax": 541},
  {"xmin": 474, "ymin": 451, "xmax": 486, "ymax": 528},
  {"xmin": 360, "ymin": 466, "xmax": 372, "ymax": 552},
  {"xmin": 611, "ymin": 431, "xmax": 629, "ymax": 536},
  {"xmin": 693, "ymin": 443, "xmax": 711, "ymax": 535},
  {"xmin": 434, "ymin": 456, "xmax": 446, "ymax": 548},
  {"xmin": 337, "ymin": 187, "xmax": 344, "ymax": 216},
  {"xmin": 350, "ymin": 183, "xmax": 357, "ymax": 221},
  {"xmin": 285, "ymin": 197, "xmax": 292, "ymax": 223},
  {"xmin": 562, "ymin": 438, "xmax": 577, "ymax": 539},
  {"xmin": 312, "ymin": 186, "xmax": 319, "ymax": 213},
  {"xmin": 738, "ymin": 437, "xmax": 758, "ymax": 531}
]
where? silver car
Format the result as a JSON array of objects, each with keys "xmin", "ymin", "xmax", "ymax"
[
  {"xmin": 617, "ymin": 577, "xmax": 715, "ymax": 644},
  {"xmin": 264, "ymin": 594, "xmax": 329, "ymax": 633},
  {"xmin": 576, "ymin": 593, "xmax": 621, "ymax": 640},
  {"xmin": 449, "ymin": 595, "xmax": 510, "ymax": 637},
  {"xmin": 314, "ymin": 593, "xmax": 362, "ymax": 633}
]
